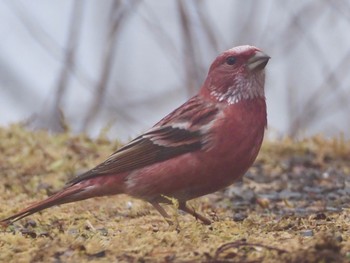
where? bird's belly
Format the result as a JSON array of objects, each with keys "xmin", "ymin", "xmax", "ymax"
[
  {"xmin": 125, "ymin": 99, "xmax": 266, "ymax": 202},
  {"xmin": 124, "ymin": 127, "xmax": 264, "ymax": 202}
]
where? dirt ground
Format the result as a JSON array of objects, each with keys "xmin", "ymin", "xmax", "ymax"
[{"xmin": 0, "ymin": 125, "xmax": 349, "ymax": 262}]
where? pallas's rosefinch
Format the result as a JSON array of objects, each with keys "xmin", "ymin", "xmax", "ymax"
[{"xmin": 1, "ymin": 45, "xmax": 270, "ymax": 226}]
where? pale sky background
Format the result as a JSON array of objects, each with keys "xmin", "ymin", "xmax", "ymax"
[{"xmin": 1, "ymin": 0, "xmax": 349, "ymax": 141}]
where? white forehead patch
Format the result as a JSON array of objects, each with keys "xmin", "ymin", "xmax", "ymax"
[{"xmin": 229, "ymin": 45, "xmax": 256, "ymax": 53}]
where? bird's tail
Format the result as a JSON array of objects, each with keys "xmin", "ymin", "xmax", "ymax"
[{"xmin": 1, "ymin": 183, "xmax": 90, "ymax": 226}]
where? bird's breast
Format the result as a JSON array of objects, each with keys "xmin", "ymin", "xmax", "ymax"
[{"xmin": 125, "ymin": 98, "xmax": 267, "ymax": 202}]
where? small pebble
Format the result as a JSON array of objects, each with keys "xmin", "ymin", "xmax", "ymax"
[
  {"xmin": 300, "ymin": 229, "xmax": 313, "ymax": 237},
  {"xmin": 151, "ymin": 224, "xmax": 159, "ymax": 232},
  {"xmin": 232, "ymin": 213, "xmax": 247, "ymax": 222},
  {"xmin": 20, "ymin": 229, "xmax": 37, "ymax": 238},
  {"xmin": 313, "ymin": 213, "xmax": 327, "ymax": 220},
  {"xmin": 38, "ymin": 231, "xmax": 50, "ymax": 238},
  {"xmin": 67, "ymin": 228, "xmax": 79, "ymax": 235},
  {"xmin": 88, "ymin": 251, "xmax": 106, "ymax": 258},
  {"xmin": 97, "ymin": 228, "xmax": 108, "ymax": 236},
  {"xmin": 256, "ymin": 198, "xmax": 270, "ymax": 209},
  {"xmin": 24, "ymin": 219, "xmax": 37, "ymax": 228},
  {"xmin": 335, "ymin": 234, "xmax": 343, "ymax": 242},
  {"xmin": 126, "ymin": 201, "xmax": 133, "ymax": 209}
]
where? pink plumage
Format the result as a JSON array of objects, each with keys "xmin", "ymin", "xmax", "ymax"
[{"xmin": 1, "ymin": 45, "xmax": 270, "ymax": 226}]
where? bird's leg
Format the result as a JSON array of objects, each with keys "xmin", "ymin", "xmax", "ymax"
[
  {"xmin": 151, "ymin": 202, "xmax": 174, "ymax": 225},
  {"xmin": 179, "ymin": 202, "xmax": 212, "ymax": 225}
]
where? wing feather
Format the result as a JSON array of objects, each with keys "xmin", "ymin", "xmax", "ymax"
[{"xmin": 67, "ymin": 96, "xmax": 219, "ymax": 186}]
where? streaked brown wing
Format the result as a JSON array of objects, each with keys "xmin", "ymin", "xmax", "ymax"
[
  {"xmin": 67, "ymin": 96, "xmax": 219, "ymax": 186},
  {"xmin": 67, "ymin": 127, "xmax": 202, "ymax": 185}
]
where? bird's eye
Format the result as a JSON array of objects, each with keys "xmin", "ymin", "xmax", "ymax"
[{"xmin": 225, "ymin": 56, "xmax": 236, "ymax": 65}]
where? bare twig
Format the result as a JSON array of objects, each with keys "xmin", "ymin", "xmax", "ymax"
[
  {"xmin": 213, "ymin": 240, "xmax": 287, "ymax": 262},
  {"xmin": 177, "ymin": 0, "xmax": 201, "ymax": 96},
  {"xmin": 289, "ymin": 49, "xmax": 350, "ymax": 136},
  {"xmin": 81, "ymin": 0, "xmax": 141, "ymax": 131},
  {"xmin": 140, "ymin": 3, "xmax": 181, "ymax": 74},
  {"xmin": 82, "ymin": 0, "xmax": 140, "ymax": 130},
  {"xmin": 48, "ymin": 0, "xmax": 85, "ymax": 131},
  {"xmin": 5, "ymin": 0, "xmax": 94, "ymax": 89},
  {"xmin": 193, "ymin": 1, "xmax": 221, "ymax": 52}
]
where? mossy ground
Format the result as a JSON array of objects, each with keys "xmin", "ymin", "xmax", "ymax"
[{"xmin": 0, "ymin": 125, "xmax": 349, "ymax": 262}]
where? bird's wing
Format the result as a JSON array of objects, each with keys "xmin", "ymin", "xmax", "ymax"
[{"xmin": 67, "ymin": 96, "xmax": 219, "ymax": 185}]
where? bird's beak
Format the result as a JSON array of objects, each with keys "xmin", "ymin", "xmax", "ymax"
[{"xmin": 247, "ymin": 51, "xmax": 270, "ymax": 71}]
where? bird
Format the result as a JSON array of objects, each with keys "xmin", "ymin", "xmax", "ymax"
[{"xmin": 1, "ymin": 45, "xmax": 270, "ymax": 226}]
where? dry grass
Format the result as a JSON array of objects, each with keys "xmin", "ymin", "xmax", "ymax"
[{"xmin": 0, "ymin": 124, "xmax": 349, "ymax": 262}]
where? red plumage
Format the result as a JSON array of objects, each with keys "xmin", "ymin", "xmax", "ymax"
[{"xmin": 1, "ymin": 45, "xmax": 270, "ymax": 226}]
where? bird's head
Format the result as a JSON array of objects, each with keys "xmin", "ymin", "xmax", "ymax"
[{"xmin": 202, "ymin": 45, "xmax": 270, "ymax": 104}]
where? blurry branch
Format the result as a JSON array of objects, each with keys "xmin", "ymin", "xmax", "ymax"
[
  {"xmin": 283, "ymin": 1, "xmax": 325, "ymax": 136},
  {"xmin": 193, "ymin": 1, "xmax": 220, "ymax": 53},
  {"xmin": 54, "ymin": 1, "xmax": 84, "ymax": 110},
  {"xmin": 81, "ymin": 0, "xmax": 141, "ymax": 131},
  {"xmin": 267, "ymin": 1, "xmax": 324, "ymax": 57},
  {"xmin": 289, "ymin": 49, "xmax": 350, "ymax": 137},
  {"xmin": 140, "ymin": 4, "xmax": 181, "ymax": 73},
  {"xmin": 119, "ymin": 86, "xmax": 182, "ymax": 108},
  {"xmin": 282, "ymin": 1, "xmax": 350, "ymax": 136},
  {"xmin": 235, "ymin": 1, "xmax": 263, "ymax": 44},
  {"xmin": 177, "ymin": 0, "xmax": 202, "ymax": 96},
  {"xmin": 4, "ymin": 0, "xmax": 349, "ymax": 138},
  {"xmin": 47, "ymin": 1, "xmax": 85, "ymax": 132},
  {"xmin": 7, "ymin": 0, "xmax": 142, "ymax": 133},
  {"xmin": 107, "ymin": 1, "xmax": 222, "ymax": 128},
  {"xmin": 141, "ymin": 1, "xmax": 221, "ymax": 95},
  {"xmin": 0, "ymin": 59, "xmax": 40, "ymax": 108},
  {"xmin": 177, "ymin": 0, "xmax": 225, "ymax": 96},
  {"xmin": 330, "ymin": 1, "xmax": 350, "ymax": 23},
  {"xmin": 6, "ymin": 0, "xmax": 94, "ymax": 89},
  {"xmin": 257, "ymin": 1, "xmax": 274, "ymax": 45}
]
